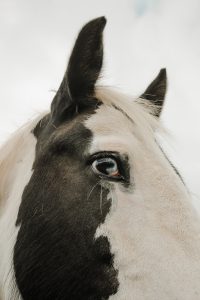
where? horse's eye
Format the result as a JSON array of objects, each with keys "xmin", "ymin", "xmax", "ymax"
[{"xmin": 92, "ymin": 157, "xmax": 121, "ymax": 179}]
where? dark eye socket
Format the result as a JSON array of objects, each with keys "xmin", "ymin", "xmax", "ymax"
[{"xmin": 88, "ymin": 152, "xmax": 129, "ymax": 183}]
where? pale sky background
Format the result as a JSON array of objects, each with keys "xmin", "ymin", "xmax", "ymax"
[{"xmin": 0, "ymin": 0, "xmax": 200, "ymax": 207}]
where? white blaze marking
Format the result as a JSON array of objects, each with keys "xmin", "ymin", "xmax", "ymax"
[{"xmin": 85, "ymin": 89, "xmax": 200, "ymax": 299}]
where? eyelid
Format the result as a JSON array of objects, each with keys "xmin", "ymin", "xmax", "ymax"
[{"xmin": 87, "ymin": 151, "xmax": 121, "ymax": 164}]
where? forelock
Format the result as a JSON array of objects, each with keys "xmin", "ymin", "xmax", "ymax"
[{"xmin": 93, "ymin": 87, "xmax": 163, "ymax": 143}]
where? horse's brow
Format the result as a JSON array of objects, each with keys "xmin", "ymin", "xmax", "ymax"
[{"xmin": 112, "ymin": 104, "xmax": 134, "ymax": 124}]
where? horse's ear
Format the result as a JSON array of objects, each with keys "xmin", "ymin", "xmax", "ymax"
[
  {"xmin": 140, "ymin": 68, "xmax": 167, "ymax": 117},
  {"xmin": 51, "ymin": 17, "xmax": 106, "ymax": 124}
]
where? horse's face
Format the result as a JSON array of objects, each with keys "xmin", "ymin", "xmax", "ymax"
[{"xmin": 14, "ymin": 17, "xmax": 167, "ymax": 300}]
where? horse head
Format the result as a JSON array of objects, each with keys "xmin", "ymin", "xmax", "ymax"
[{"xmin": 1, "ymin": 17, "xmax": 200, "ymax": 300}]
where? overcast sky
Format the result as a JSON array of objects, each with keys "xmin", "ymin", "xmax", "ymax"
[{"xmin": 0, "ymin": 0, "xmax": 200, "ymax": 206}]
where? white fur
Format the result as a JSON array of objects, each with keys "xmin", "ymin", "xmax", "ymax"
[
  {"xmin": 0, "ymin": 117, "xmax": 41, "ymax": 300},
  {"xmin": 85, "ymin": 88, "xmax": 200, "ymax": 299}
]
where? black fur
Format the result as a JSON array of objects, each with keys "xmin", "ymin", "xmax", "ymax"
[
  {"xmin": 51, "ymin": 17, "xmax": 106, "ymax": 126},
  {"xmin": 14, "ymin": 114, "xmax": 118, "ymax": 300},
  {"xmin": 141, "ymin": 68, "xmax": 167, "ymax": 116}
]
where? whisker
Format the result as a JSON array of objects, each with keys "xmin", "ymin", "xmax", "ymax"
[
  {"xmin": 100, "ymin": 185, "xmax": 103, "ymax": 215},
  {"xmin": 110, "ymin": 186, "xmax": 117, "ymax": 212},
  {"xmin": 87, "ymin": 181, "xmax": 100, "ymax": 201}
]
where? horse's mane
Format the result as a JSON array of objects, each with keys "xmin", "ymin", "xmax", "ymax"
[
  {"xmin": 0, "ymin": 115, "xmax": 44, "ymax": 212},
  {"xmin": 95, "ymin": 87, "xmax": 163, "ymax": 141}
]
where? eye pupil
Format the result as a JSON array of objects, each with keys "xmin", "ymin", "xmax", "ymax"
[
  {"xmin": 97, "ymin": 160, "xmax": 116, "ymax": 175},
  {"xmin": 92, "ymin": 157, "xmax": 119, "ymax": 178}
]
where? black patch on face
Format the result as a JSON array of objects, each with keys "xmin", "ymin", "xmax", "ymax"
[{"xmin": 14, "ymin": 112, "xmax": 119, "ymax": 300}]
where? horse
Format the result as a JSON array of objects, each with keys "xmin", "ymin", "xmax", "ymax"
[{"xmin": 1, "ymin": 16, "xmax": 200, "ymax": 300}]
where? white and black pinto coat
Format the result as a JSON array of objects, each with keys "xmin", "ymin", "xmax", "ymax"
[{"xmin": 1, "ymin": 17, "xmax": 200, "ymax": 300}]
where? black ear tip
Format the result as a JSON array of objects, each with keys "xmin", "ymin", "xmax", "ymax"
[
  {"xmin": 84, "ymin": 16, "xmax": 107, "ymax": 31},
  {"xmin": 97, "ymin": 16, "xmax": 107, "ymax": 24},
  {"xmin": 159, "ymin": 68, "xmax": 167, "ymax": 79},
  {"xmin": 92, "ymin": 16, "xmax": 107, "ymax": 25},
  {"xmin": 95, "ymin": 16, "xmax": 107, "ymax": 30}
]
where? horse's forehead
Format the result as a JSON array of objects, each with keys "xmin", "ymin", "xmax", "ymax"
[
  {"xmin": 86, "ymin": 104, "xmax": 132, "ymax": 134},
  {"xmin": 85, "ymin": 103, "xmax": 134, "ymax": 153}
]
